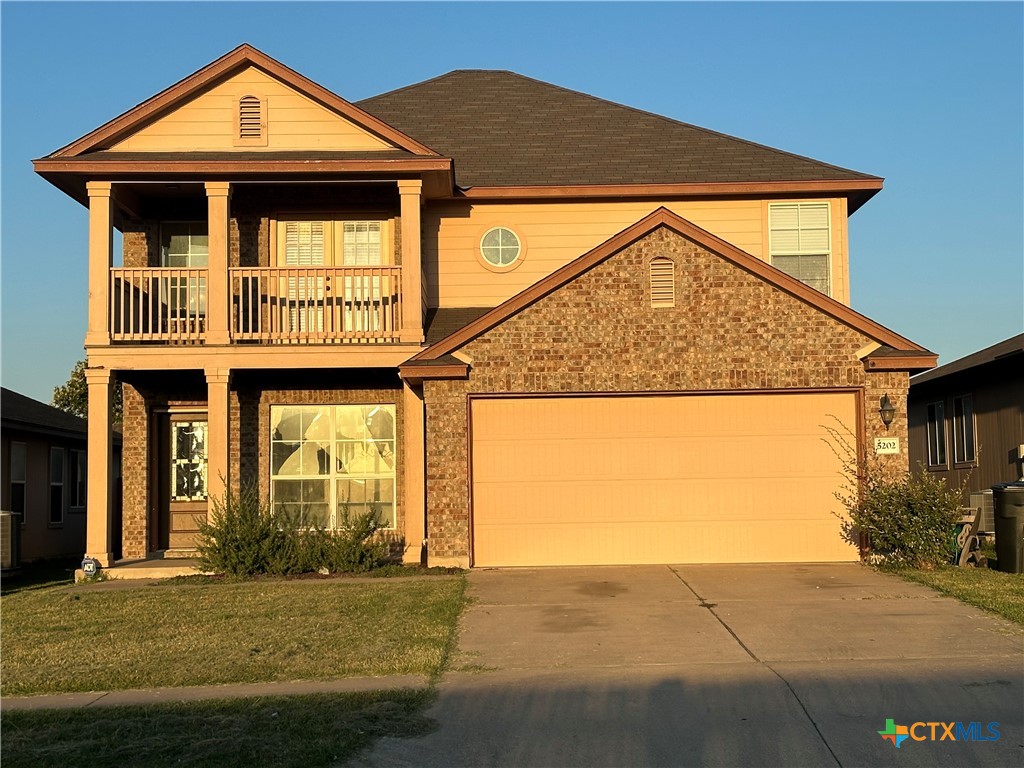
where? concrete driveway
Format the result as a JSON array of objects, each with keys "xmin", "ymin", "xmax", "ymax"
[{"xmin": 359, "ymin": 564, "xmax": 1023, "ymax": 767}]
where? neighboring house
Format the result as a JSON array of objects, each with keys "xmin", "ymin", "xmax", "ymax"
[
  {"xmin": 0, "ymin": 388, "xmax": 121, "ymax": 561},
  {"xmin": 33, "ymin": 44, "xmax": 936, "ymax": 569},
  {"xmin": 909, "ymin": 334, "xmax": 1024, "ymax": 501}
]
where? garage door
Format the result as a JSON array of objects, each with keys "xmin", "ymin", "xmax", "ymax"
[{"xmin": 471, "ymin": 392, "xmax": 859, "ymax": 566}]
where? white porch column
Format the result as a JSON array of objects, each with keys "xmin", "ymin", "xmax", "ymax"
[
  {"xmin": 205, "ymin": 182, "xmax": 232, "ymax": 345},
  {"xmin": 205, "ymin": 368, "xmax": 231, "ymax": 511},
  {"xmin": 85, "ymin": 182, "xmax": 113, "ymax": 347},
  {"xmin": 398, "ymin": 180, "xmax": 423, "ymax": 343},
  {"xmin": 402, "ymin": 382, "xmax": 426, "ymax": 564},
  {"xmin": 84, "ymin": 367, "xmax": 114, "ymax": 565}
]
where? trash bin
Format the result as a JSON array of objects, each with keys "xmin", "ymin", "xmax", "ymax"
[{"xmin": 992, "ymin": 482, "xmax": 1024, "ymax": 574}]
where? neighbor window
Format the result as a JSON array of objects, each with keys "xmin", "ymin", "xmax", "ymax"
[
  {"xmin": 270, "ymin": 404, "xmax": 396, "ymax": 529},
  {"xmin": 9, "ymin": 442, "xmax": 26, "ymax": 517},
  {"xmin": 769, "ymin": 202, "xmax": 831, "ymax": 295},
  {"xmin": 70, "ymin": 449, "xmax": 86, "ymax": 508},
  {"xmin": 926, "ymin": 401, "xmax": 947, "ymax": 467},
  {"xmin": 49, "ymin": 447, "xmax": 64, "ymax": 525},
  {"xmin": 952, "ymin": 394, "xmax": 976, "ymax": 464},
  {"xmin": 480, "ymin": 227, "xmax": 521, "ymax": 268}
]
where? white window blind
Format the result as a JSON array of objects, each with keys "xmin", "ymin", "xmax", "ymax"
[
  {"xmin": 769, "ymin": 202, "xmax": 831, "ymax": 295},
  {"xmin": 342, "ymin": 222, "xmax": 383, "ymax": 266},
  {"xmin": 284, "ymin": 221, "xmax": 326, "ymax": 266}
]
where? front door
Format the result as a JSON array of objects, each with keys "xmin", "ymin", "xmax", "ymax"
[{"xmin": 155, "ymin": 413, "xmax": 209, "ymax": 551}]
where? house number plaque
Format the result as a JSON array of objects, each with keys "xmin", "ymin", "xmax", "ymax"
[{"xmin": 874, "ymin": 437, "xmax": 900, "ymax": 455}]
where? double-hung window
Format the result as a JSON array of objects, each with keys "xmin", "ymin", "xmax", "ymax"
[
  {"xmin": 270, "ymin": 404, "xmax": 396, "ymax": 530},
  {"xmin": 769, "ymin": 202, "xmax": 831, "ymax": 295},
  {"xmin": 9, "ymin": 443, "xmax": 26, "ymax": 517},
  {"xmin": 926, "ymin": 401, "xmax": 947, "ymax": 468},
  {"xmin": 49, "ymin": 447, "xmax": 64, "ymax": 525},
  {"xmin": 952, "ymin": 395, "xmax": 976, "ymax": 465}
]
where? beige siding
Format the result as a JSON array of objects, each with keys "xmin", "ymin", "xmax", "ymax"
[
  {"xmin": 471, "ymin": 392, "xmax": 859, "ymax": 566},
  {"xmin": 109, "ymin": 67, "xmax": 396, "ymax": 152},
  {"xmin": 425, "ymin": 198, "xmax": 850, "ymax": 308}
]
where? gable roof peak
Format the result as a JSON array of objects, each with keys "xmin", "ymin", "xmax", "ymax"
[{"xmin": 47, "ymin": 44, "xmax": 440, "ymax": 159}]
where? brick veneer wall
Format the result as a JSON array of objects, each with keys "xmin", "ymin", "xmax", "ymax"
[{"xmin": 422, "ymin": 226, "xmax": 912, "ymax": 563}]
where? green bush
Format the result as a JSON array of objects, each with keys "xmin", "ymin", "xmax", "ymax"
[
  {"xmin": 828, "ymin": 422, "xmax": 965, "ymax": 569},
  {"xmin": 195, "ymin": 487, "xmax": 390, "ymax": 578}
]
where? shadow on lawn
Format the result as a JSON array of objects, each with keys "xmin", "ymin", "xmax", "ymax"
[{"xmin": 1, "ymin": 558, "xmax": 78, "ymax": 597}]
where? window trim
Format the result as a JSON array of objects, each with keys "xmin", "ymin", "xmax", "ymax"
[
  {"xmin": 9, "ymin": 441, "xmax": 26, "ymax": 519},
  {"xmin": 476, "ymin": 225, "xmax": 526, "ymax": 273},
  {"xmin": 925, "ymin": 400, "xmax": 948, "ymax": 469},
  {"xmin": 952, "ymin": 394, "xmax": 977, "ymax": 467},
  {"xmin": 767, "ymin": 201, "xmax": 833, "ymax": 297},
  {"xmin": 269, "ymin": 404, "xmax": 398, "ymax": 531},
  {"xmin": 49, "ymin": 446, "xmax": 65, "ymax": 526}
]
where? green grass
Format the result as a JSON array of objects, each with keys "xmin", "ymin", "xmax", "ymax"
[
  {"xmin": 1, "ymin": 576, "xmax": 467, "ymax": 696},
  {"xmin": 896, "ymin": 565, "xmax": 1024, "ymax": 625},
  {"xmin": 1, "ymin": 689, "xmax": 436, "ymax": 768}
]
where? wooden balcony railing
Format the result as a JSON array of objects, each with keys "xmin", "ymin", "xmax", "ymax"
[
  {"xmin": 110, "ymin": 268, "xmax": 208, "ymax": 343},
  {"xmin": 230, "ymin": 266, "xmax": 403, "ymax": 343}
]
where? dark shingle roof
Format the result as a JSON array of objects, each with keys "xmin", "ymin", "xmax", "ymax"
[
  {"xmin": 358, "ymin": 70, "xmax": 879, "ymax": 189},
  {"xmin": 1, "ymin": 388, "xmax": 87, "ymax": 437},
  {"xmin": 425, "ymin": 307, "xmax": 494, "ymax": 345},
  {"xmin": 911, "ymin": 333, "xmax": 1024, "ymax": 386}
]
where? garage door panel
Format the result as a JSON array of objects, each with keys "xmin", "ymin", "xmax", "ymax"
[{"xmin": 471, "ymin": 393, "xmax": 858, "ymax": 566}]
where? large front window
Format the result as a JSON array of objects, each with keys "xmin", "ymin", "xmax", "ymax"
[{"xmin": 270, "ymin": 404, "xmax": 396, "ymax": 529}]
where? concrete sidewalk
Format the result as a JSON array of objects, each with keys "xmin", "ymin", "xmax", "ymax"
[
  {"xmin": 357, "ymin": 564, "xmax": 1024, "ymax": 768},
  {"xmin": 1, "ymin": 674, "xmax": 430, "ymax": 711}
]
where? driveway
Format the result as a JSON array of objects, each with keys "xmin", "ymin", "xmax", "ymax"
[{"xmin": 359, "ymin": 564, "xmax": 1023, "ymax": 767}]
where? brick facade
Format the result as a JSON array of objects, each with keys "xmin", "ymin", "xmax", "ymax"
[
  {"xmin": 117, "ymin": 371, "xmax": 404, "ymax": 557},
  {"xmin": 422, "ymin": 226, "xmax": 911, "ymax": 563}
]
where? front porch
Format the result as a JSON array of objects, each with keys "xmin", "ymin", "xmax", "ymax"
[{"xmin": 75, "ymin": 554, "xmax": 207, "ymax": 582}]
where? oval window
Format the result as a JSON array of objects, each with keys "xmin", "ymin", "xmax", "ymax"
[{"xmin": 480, "ymin": 227, "xmax": 521, "ymax": 267}]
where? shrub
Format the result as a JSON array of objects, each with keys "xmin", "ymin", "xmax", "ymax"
[
  {"xmin": 195, "ymin": 487, "xmax": 390, "ymax": 578},
  {"xmin": 827, "ymin": 422, "xmax": 965, "ymax": 569}
]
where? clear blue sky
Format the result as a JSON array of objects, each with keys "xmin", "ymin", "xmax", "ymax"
[{"xmin": 2, "ymin": 2, "xmax": 1021, "ymax": 403}]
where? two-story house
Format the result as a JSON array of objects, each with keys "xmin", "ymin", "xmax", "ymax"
[{"xmin": 34, "ymin": 45, "xmax": 935, "ymax": 570}]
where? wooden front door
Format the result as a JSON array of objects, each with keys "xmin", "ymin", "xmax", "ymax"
[{"xmin": 155, "ymin": 413, "xmax": 209, "ymax": 551}]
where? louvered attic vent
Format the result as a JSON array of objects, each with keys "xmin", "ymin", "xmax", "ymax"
[
  {"xmin": 650, "ymin": 257, "xmax": 675, "ymax": 308},
  {"xmin": 239, "ymin": 95, "xmax": 263, "ymax": 139}
]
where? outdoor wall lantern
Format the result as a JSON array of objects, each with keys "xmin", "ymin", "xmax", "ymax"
[{"xmin": 879, "ymin": 394, "xmax": 896, "ymax": 430}]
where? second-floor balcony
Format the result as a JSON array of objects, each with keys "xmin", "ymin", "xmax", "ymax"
[{"xmin": 110, "ymin": 266, "xmax": 403, "ymax": 344}]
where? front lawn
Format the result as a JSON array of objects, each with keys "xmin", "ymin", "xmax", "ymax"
[
  {"xmin": 1, "ymin": 689, "xmax": 435, "ymax": 768},
  {"xmin": 1, "ymin": 576, "xmax": 466, "ymax": 696},
  {"xmin": 895, "ymin": 566, "xmax": 1024, "ymax": 625}
]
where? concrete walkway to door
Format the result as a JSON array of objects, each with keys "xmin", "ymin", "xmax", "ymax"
[{"xmin": 358, "ymin": 564, "xmax": 1023, "ymax": 768}]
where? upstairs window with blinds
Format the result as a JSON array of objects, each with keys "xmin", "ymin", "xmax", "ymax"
[
  {"xmin": 650, "ymin": 257, "xmax": 675, "ymax": 308},
  {"xmin": 768, "ymin": 202, "xmax": 831, "ymax": 295},
  {"xmin": 342, "ymin": 222, "xmax": 383, "ymax": 266},
  {"xmin": 283, "ymin": 221, "xmax": 326, "ymax": 266},
  {"xmin": 236, "ymin": 95, "xmax": 267, "ymax": 145}
]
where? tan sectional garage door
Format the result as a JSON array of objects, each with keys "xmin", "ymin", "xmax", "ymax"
[{"xmin": 471, "ymin": 392, "xmax": 859, "ymax": 566}]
